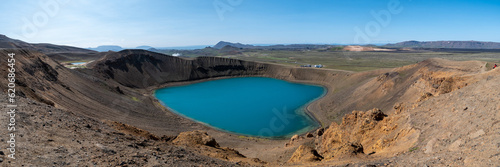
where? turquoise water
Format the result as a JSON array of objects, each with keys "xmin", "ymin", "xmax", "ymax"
[
  {"xmin": 71, "ymin": 62, "xmax": 86, "ymax": 65},
  {"xmin": 154, "ymin": 77, "xmax": 325, "ymax": 138}
]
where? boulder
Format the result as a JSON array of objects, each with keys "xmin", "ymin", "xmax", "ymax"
[
  {"xmin": 306, "ymin": 132, "xmax": 314, "ymax": 138},
  {"xmin": 288, "ymin": 145, "xmax": 323, "ymax": 163},
  {"xmin": 291, "ymin": 134, "xmax": 300, "ymax": 141},
  {"xmin": 172, "ymin": 130, "xmax": 220, "ymax": 147},
  {"xmin": 286, "ymin": 134, "xmax": 304, "ymax": 147},
  {"xmin": 366, "ymin": 108, "xmax": 386, "ymax": 121},
  {"xmin": 316, "ymin": 128, "xmax": 325, "ymax": 136},
  {"xmin": 417, "ymin": 92, "xmax": 433, "ymax": 102},
  {"xmin": 337, "ymin": 143, "xmax": 364, "ymax": 157}
]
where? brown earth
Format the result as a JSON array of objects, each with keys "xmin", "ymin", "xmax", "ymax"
[
  {"xmin": 0, "ymin": 45, "xmax": 499, "ymax": 166},
  {"xmin": 0, "ymin": 35, "xmax": 100, "ymax": 62},
  {"xmin": 0, "ymin": 94, "xmax": 241, "ymax": 166},
  {"xmin": 343, "ymin": 45, "xmax": 395, "ymax": 52},
  {"xmin": 285, "ymin": 60, "xmax": 500, "ymax": 166}
]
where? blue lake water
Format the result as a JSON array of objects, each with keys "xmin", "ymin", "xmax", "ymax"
[
  {"xmin": 154, "ymin": 77, "xmax": 325, "ymax": 138},
  {"xmin": 71, "ymin": 62, "xmax": 86, "ymax": 65}
]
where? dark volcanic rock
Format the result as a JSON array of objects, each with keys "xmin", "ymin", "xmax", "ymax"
[
  {"xmin": 92, "ymin": 49, "xmax": 269, "ymax": 88},
  {"xmin": 0, "ymin": 34, "xmax": 95, "ymax": 54},
  {"xmin": 0, "ymin": 34, "xmax": 99, "ymax": 62}
]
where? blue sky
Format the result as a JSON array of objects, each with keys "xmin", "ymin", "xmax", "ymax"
[{"xmin": 0, "ymin": 0, "xmax": 499, "ymax": 47}]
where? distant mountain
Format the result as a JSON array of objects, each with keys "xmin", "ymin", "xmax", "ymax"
[
  {"xmin": 136, "ymin": 45, "xmax": 155, "ymax": 50},
  {"xmin": 260, "ymin": 44, "xmax": 334, "ymax": 50},
  {"xmin": 219, "ymin": 45, "xmax": 242, "ymax": 55},
  {"xmin": 385, "ymin": 40, "xmax": 500, "ymax": 49},
  {"xmin": 156, "ymin": 45, "xmax": 210, "ymax": 50},
  {"xmin": 212, "ymin": 41, "xmax": 341, "ymax": 50},
  {"xmin": 90, "ymin": 45, "xmax": 159, "ymax": 52},
  {"xmin": 213, "ymin": 41, "xmax": 255, "ymax": 49},
  {"xmin": 89, "ymin": 45, "xmax": 124, "ymax": 52}
]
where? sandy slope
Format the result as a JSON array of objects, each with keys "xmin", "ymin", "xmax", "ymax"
[{"xmin": 286, "ymin": 59, "xmax": 500, "ymax": 166}]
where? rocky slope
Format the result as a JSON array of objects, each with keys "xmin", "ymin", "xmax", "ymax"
[
  {"xmin": 90, "ymin": 49, "xmax": 268, "ymax": 88},
  {"xmin": 0, "ymin": 35, "xmax": 95, "ymax": 54},
  {"xmin": 0, "ymin": 35, "xmax": 100, "ymax": 62},
  {"xmin": 285, "ymin": 60, "xmax": 500, "ymax": 166}
]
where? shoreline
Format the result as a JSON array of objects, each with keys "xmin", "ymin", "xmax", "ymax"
[{"xmin": 148, "ymin": 75, "xmax": 331, "ymax": 139}]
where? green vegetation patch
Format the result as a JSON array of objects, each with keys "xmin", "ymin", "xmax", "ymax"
[
  {"xmin": 130, "ymin": 96, "xmax": 140, "ymax": 102},
  {"xmin": 409, "ymin": 147, "xmax": 419, "ymax": 152}
]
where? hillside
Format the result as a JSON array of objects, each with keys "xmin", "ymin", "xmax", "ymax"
[
  {"xmin": 90, "ymin": 49, "xmax": 268, "ymax": 88},
  {"xmin": 0, "ymin": 35, "xmax": 37, "ymax": 49},
  {"xmin": 213, "ymin": 41, "xmax": 255, "ymax": 49},
  {"xmin": 212, "ymin": 41, "xmax": 335, "ymax": 50},
  {"xmin": 0, "ymin": 35, "xmax": 100, "ymax": 62},
  {"xmin": 385, "ymin": 40, "xmax": 500, "ymax": 49},
  {"xmin": 286, "ymin": 59, "xmax": 500, "ymax": 166},
  {"xmin": 0, "ymin": 35, "xmax": 96, "ymax": 53}
]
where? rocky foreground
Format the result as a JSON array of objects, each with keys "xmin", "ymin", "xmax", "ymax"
[
  {"xmin": 285, "ymin": 60, "xmax": 500, "ymax": 166},
  {"xmin": 0, "ymin": 93, "xmax": 269, "ymax": 166}
]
